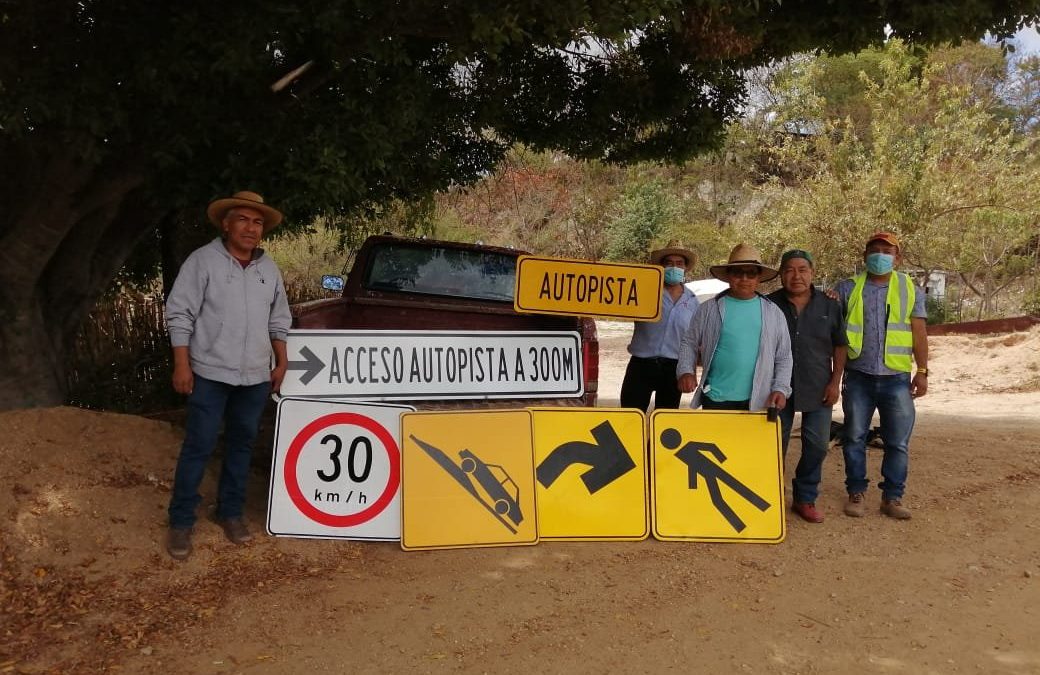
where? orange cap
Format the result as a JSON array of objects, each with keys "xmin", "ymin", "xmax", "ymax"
[{"xmin": 866, "ymin": 231, "xmax": 900, "ymax": 250}]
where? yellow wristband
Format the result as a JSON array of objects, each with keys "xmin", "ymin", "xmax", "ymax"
[{"xmin": 917, "ymin": 368, "xmax": 928, "ymax": 376}]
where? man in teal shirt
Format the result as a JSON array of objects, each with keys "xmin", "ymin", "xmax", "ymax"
[{"xmin": 677, "ymin": 244, "xmax": 792, "ymax": 412}]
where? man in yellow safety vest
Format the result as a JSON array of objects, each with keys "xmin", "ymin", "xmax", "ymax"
[{"xmin": 833, "ymin": 232, "xmax": 929, "ymax": 520}]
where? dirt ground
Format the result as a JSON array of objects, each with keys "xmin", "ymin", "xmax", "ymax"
[{"xmin": 3, "ymin": 326, "xmax": 1040, "ymax": 674}]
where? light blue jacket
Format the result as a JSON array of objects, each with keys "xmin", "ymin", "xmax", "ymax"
[
  {"xmin": 165, "ymin": 238, "xmax": 292, "ymax": 386},
  {"xmin": 676, "ymin": 290, "xmax": 793, "ymax": 411}
]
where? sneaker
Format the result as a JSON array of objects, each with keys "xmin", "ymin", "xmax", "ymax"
[
  {"xmin": 792, "ymin": 501, "xmax": 824, "ymax": 523},
  {"xmin": 166, "ymin": 527, "xmax": 193, "ymax": 560},
  {"xmin": 844, "ymin": 492, "xmax": 866, "ymax": 518},
  {"xmin": 217, "ymin": 517, "xmax": 253, "ymax": 544},
  {"xmin": 881, "ymin": 499, "xmax": 912, "ymax": 520}
]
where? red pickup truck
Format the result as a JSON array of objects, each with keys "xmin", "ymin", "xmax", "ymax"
[{"xmin": 291, "ymin": 234, "xmax": 599, "ymax": 406}]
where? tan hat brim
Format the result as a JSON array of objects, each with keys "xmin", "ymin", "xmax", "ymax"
[
  {"xmin": 650, "ymin": 247, "xmax": 698, "ymax": 267},
  {"xmin": 709, "ymin": 263, "xmax": 779, "ymax": 283},
  {"xmin": 207, "ymin": 198, "xmax": 283, "ymax": 232}
]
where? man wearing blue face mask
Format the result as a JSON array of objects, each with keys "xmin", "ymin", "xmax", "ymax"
[
  {"xmin": 620, "ymin": 241, "xmax": 700, "ymax": 412},
  {"xmin": 834, "ymin": 232, "xmax": 929, "ymax": 520}
]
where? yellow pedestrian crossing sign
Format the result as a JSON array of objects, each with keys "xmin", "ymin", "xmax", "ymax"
[
  {"xmin": 650, "ymin": 410, "xmax": 785, "ymax": 544},
  {"xmin": 532, "ymin": 409, "xmax": 649, "ymax": 541},
  {"xmin": 401, "ymin": 410, "xmax": 539, "ymax": 550}
]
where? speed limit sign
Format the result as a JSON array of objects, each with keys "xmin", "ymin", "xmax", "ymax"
[{"xmin": 268, "ymin": 397, "xmax": 414, "ymax": 540}]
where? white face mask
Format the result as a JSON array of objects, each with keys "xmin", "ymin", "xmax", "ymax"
[
  {"xmin": 866, "ymin": 253, "xmax": 895, "ymax": 275},
  {"xmin": 664, "ymin": 267, "xmax": 685, "ymax": 285}
]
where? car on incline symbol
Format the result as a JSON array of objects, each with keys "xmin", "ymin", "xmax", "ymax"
[
  {"xmin": 410, "ymin": 435, "xmax": 524, "ymax": 534},
  {"xmin": 459, "ymin": 450, "xmax": 522, "ymax": 526}
]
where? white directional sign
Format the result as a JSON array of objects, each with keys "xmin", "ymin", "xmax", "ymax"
[
  {"xmin": 267, "ymin": 397, "xmax": 414, "ymax": 540},
  {"xmin": 280, "ymin": 330, "xmax": 584, "ymax": 400}
]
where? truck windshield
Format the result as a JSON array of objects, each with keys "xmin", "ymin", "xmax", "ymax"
[{"xmin": 363, "ymin": 243, "xmax": 517, "ymax": 302}]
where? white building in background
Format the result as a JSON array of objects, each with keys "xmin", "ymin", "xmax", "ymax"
[
  {"xmin": 909, "ymin": 270, "xmax": 948, "ymax": 301},
  {"xmin": 686, "ymin": 278, "xmax": 729, "ymax": 303}
]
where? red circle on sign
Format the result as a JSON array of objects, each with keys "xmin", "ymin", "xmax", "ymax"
[{"xmin": 283, "ymin": 412, "xmax": 400, "ymax": 527}]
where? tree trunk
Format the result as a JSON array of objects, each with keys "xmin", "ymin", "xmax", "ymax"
[{"xmin": 0, "ymin": 142, "xmax": 151, "ymax": 410}]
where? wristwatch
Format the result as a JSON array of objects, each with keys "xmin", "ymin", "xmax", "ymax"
[{"xmin": 916, "ymin": 367, "xmax": 929, "ymax": 376}]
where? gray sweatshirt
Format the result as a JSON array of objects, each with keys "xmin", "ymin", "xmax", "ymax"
[{"xmin": 165, "ymin": 238, "xmax": 292, "ymax": 386}]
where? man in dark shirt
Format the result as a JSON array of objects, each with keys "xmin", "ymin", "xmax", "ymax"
[{"xmin": 767, "ymin": 250, "xmax": 847, "ymax": 523}]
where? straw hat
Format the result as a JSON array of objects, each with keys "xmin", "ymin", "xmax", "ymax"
[
  {"xmin": 206, "ymin": 191, "xmax": 283, "ymax": 232},
  {"xmin": 709, "ymin": 243, "xmax": 779, "ymax": 282},
  {"xmin": 649, "ymin": 240, "xmax": 697, "ymax": 267}
]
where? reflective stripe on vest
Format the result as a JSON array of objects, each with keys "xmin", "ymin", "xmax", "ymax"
[{"xmin": 845, "ymin": 272, "xmax": 915, "ymax": 372}]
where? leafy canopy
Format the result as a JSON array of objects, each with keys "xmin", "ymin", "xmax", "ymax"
[{"xmin": 3, "ymin": 1, "xmax": 1037, "ymax": 229}]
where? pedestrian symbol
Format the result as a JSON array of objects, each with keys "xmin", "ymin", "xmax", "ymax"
[
  {"xmin": 531, "ymin": 409, "xmax": 649, "ymax": 541},
  {"xmin": 401, "ymin": 410, "xmax": 538, "ymax": 550},
  {"xmin": 661, "ymin": 429, "xmax": 770, "ymax": 533},
  {"xmin": 651, "ymin": 410, "xmax": 785, "ymax": 543}
]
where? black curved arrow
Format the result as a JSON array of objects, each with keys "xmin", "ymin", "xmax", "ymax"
[
  {"xmin": 288, "ymin": 345, "xmax": 326, "ymax": 385},
  {"xmin": 673, "ymin": 440, "xmax": 770, "ymax": 533},
  {"xmin": 536, "ymin": 421, "xmax": 636, "ymax": 494}
]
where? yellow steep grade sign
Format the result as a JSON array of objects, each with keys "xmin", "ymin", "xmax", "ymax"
[
  {"xmin": 650, "ymin": 410, "xmax": 785, "ymax": 544},
  {"xmin": 514, "ymin": 255, "xmax": 663, "ymax": 321},
  {"xmin": 401, "ymin": 410, "xmax": 539, "ymax": 550},
  {"xmin": 531, "ymin": 408, "xmax": 649, "ymax": 541}
]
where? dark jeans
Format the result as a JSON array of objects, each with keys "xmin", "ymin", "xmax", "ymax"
[
  {"xmin": 168, "ymin": 375, "xmax": 271, "ymax": 529},
  {"xmin": 779, "ymin": 403, "xmax": 832, "ymax": 503},
  {"xmin": 842, "ymin": 369, "xmax": 915, "ymax": 500},
  {"xmin": 700, "ymin": 398, "xmax": 750, "ymax": 411},
  {"xmin": 620, "ymin": 356, "xmax": 681, "ymax": 412}
]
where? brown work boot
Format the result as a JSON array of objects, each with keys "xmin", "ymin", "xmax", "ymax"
[
  {"xmin": 217, "ymin": 517, "xmax": 254, "ymax": 544},
  {"xmin": 881, "ymin": 499, "xmax": 912, "ymax": 520},
  {"xmin": 166, "ymin": 527, "xmax": 193, "ymax": 560},
  {"xmin": 844, "ymin": 492, "xmax": 866, "ymax": 518}
]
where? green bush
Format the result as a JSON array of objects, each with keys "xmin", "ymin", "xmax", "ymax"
[
  {"xmin": 1022, "ymin": 288, "xmax": 1040, "ymax": 317},
  {"xmin": 925, "ymin": 295, "xmax": 952, "ymax": 325}
]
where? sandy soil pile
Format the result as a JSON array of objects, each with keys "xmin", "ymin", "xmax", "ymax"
[{"xmin": 1, "ymin": 329, "xmax": 1039, "ymax": 673}]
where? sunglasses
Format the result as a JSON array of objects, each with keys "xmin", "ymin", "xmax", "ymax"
[{"xmin": 728, "ymin": 267, "xmax": 761, "ymax": 279}]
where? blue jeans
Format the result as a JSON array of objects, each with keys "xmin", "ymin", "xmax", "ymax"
[
  {"xmin": 841, "ymin": 369, "xmax": 915, "ymax": 500},
  {"xmin": 168, "ymin": 375, "xmax": 271, "ymax": 528},
  {"xmin": 779, "ymin": 403, "xmax": 832, "ymax": 504}
]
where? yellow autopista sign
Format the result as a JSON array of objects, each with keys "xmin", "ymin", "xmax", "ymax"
[
  {"xmin": 401, "ymin": 410, "xmax": 538, "ymax": 550},
  {"xmin": 650, "ymin": 410, "xmax": 785, "ymax": 544},
  {"xmin": 531, "ymin": 408, "xmax": 648, "ymax": 541},
  {"xmin": 514, "ymin": 255, "xmax": 663, "ymax": 321}
]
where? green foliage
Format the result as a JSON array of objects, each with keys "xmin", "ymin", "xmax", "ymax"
[
  {"xmin": 926, "ymin": 295, "xmax": 951, "ymax": 325},
  {"xmin": 1023, "ymin": 287, "xmax": 1040, "ymax": 317},
  {"xmin": 741, "ymin": 40, "xmax": 1040, "ymax": 316},
  {"xmin": 604, "ymin": 176, "xmax": 679, "ymax": 262},
  {"xmin": 264, "ymin": 221, "xmax": 352, "ymax": 303},
  {"xmin": 4, "ymin": 1, "xmax": 1036, "ymax": 237}
]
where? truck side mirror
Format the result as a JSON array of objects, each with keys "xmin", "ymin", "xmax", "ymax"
[{"xmin": 321, "ymin": 275, "xmax": 345, "ymax": 292}]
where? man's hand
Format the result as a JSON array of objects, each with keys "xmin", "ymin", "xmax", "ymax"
[
  {"xmin": 822, "ymin": 381, "xmax": 840, "ymax": 407},
  {"xmin": 911, "ymin": 372, "xmax": 928, "ymax": 398},
  {"xmin": 271, "ymin": 363, "xmax": 287, "ymax": 394},
  {"xmin": 766, "ymin": 391, "xmax": 787, "ymax": 410},
  {"xmin": 172, "ymin": 362, "xmax": 194, "ymax": 395},
  {"xmin": 270, "ymin": 339, "xmax": 288, "ymax": 394},
  {"xmin": 678, "ymin": 373, "xmax": 698, "ymax": 393}
]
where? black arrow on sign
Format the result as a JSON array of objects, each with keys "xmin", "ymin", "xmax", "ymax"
[
  {"xmin": 665, "ymin": 432, "xmax": 770, "ymax": 533},
  {"xmin": 288, "ymin": 346, "xmax": 326, "ymax": 385},
  {"xmin": 536, "ymin": 421, "xmax": 636, "ymax": 494}
]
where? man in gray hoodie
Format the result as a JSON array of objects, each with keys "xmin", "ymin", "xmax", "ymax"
[{"xmin": 164, "ymin": 191, "xmax": 292, "ymax": 560}]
